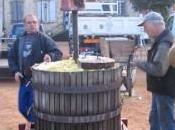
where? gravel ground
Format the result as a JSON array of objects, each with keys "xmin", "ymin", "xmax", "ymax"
[{"xmin": 0, "ymin": 70, "xmax": 150, "ymax": 130}]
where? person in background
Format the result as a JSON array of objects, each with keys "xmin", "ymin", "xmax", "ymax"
[
  {"xmin": 8, "ymin": 14, "xmax": 62, "ymax": 130},
  {"xmin": 135, "ymin": 11, "xmax": 175, "ymax": 130}
]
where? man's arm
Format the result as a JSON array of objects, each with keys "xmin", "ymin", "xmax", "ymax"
[
  {"xmin": 8, "ymin": 40, "xmax": 20, "ymax": 75},
  {"xmin": 136, "ymin": 42, "xmax": 170, "ymax": 77},
  {"xmin": 43, "ymin": 34, "xmax": 62, "ymax": 61}
]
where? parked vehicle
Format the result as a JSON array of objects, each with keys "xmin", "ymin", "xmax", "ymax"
[
  {"xmin": 7, "ymin": 23, "xmax": 45, "ymax": 49},
  {"xmin": 9, "ymin": 23, "xmax": 25, "ymax": 39},
  {"xmin": 65, "ymin": 2, "xmax": 148, "ymax": 54},
  {"xmin": 9, "ymin": 23, "xmax": 45, "ymax": 39}
]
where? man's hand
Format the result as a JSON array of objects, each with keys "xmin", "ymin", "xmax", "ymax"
[
  {"xmin": 15, "ymin": 72, "xmax": 23, "ymax": 83},
  {"xmin": 43, "ymin": 54, "xmax": 51, "ymax": 62},
  {"xmin": 133, "ymin": 47, "xmax": 147, "ymax": 63}
]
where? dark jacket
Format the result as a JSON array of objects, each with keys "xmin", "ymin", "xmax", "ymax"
[
  {"xmin": 137, "ymin": 29, "xmax": 175, "ymax": 97},
  {"xmin": 8, "ymin": 32, "xmax": 62, "ymax": 77}
]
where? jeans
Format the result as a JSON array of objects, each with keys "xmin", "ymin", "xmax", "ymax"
[
  {"xmin": 18, "ymin": 83, "xmax": 36, "ymax": 122},
  {"xmin": 149, "ymin": 93, "xmax": 175, "ymax": 130}
]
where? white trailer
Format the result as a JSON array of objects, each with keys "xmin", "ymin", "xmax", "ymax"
[
  {"xmin": 66, "ymin": 2, "xmax": 148, "ymax": 45},
  {"xmin": 78, "ymin": 16, "xmax": 144, "ymax": 36}
]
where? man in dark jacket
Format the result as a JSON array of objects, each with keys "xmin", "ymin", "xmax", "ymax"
[
  {"xmin": 8, "ymin": 14, "xmax": 62, "ymax": 130},
  {"xmin": 136, "ymin": 11, "xmax": 175, "ymax": 130}
]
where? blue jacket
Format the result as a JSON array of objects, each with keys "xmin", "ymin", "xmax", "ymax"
[{"xmin": 8, "ymin": 32, "xmax": 62, "ymax": 77}]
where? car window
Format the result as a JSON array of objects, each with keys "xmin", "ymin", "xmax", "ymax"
[
  {"xmin": 113, "ymin": 5, "xmax": 117, "ymax": 11},
  {"xmin": 102, "ymin": 4, "xmax": 110, "ymax": 11},
  {"xmin": 11, "ymin": 23, "xmax": 44, "ymax": 38},
  {"xmin": 13, "ymin": 25, "xmax": 25, "ymax": 36},
  {"xmin": 11, "ymin": 24, "xmax": 25, "ymax": 38}
]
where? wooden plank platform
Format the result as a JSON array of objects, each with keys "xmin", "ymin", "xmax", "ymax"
[
  {"xmin": 0, "ymin": 59, "xmax": 8, "ymax": 68},
  {"xmin": 0, "ymin": 59, "xmax": 13, "ymax": 79}
]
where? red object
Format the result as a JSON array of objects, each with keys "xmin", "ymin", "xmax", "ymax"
[
  {"xmin": 61, "ymin": 0, "xmax": 84, "ymax": 11},
  {"xmin": 18, "ymin": 123, "xmax": 35, "ymax": 130},
  {"xmin": 61, "ymin": 0, "xmax": 76, "ymax": 10},
  {"xmin": 122, "ymin": 118, "xmax": 128, "ymax": 126}
]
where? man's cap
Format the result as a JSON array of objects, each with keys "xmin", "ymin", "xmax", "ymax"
[{"xmin": 138, "ymin": 11, "xmax": 164, "ymax": 26}]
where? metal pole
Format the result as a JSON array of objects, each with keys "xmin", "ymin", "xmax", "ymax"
[{"xmin": 72, "ymin": 10, "xmax": 79, "ymax": 62}]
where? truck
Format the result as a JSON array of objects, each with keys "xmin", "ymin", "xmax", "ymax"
[
  {"xmin": 64, "ymin": 2, "xmax": 148, "ymax": 95},
  {"xmin": 65, "ymin": 2, "xmax": 148, "ymax": 53}
]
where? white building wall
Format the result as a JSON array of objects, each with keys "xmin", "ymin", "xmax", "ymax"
[
  {"xmin": 124, "ymin": 0, "xmax": 139, "ymax": 16},
  {"xmin": 24, "ymin": 0, "xmax": 36, "ymax": 16},
  {"xmin": 1, "ymin": 0, "xmax": 64, "ymax": 35}
]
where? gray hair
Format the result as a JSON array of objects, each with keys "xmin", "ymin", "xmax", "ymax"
[
  {"xmin": 147, "ymin": 19, "xmax": 165, "ymax": 26},
  {"xmin": 24, "ymin": 14, "xmax": 38, "ymax": 23}
]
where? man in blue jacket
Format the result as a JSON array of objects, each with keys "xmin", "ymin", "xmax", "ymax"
[
  {"xmin": 136, "ymin": 11, "xmax": 175, "ymax": 130},
  {"xmin": 8, "ymin": 14, "xmax": 62, "ymax": 130}
]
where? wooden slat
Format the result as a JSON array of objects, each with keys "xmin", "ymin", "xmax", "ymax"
[
  {"xmin": 33, "ymin": 67, "xmax": 122, "ymax": 130},
  {"xmin": 102, "ymin": 70, "xmax": 108, "ymax": 130},
  {"xmin": 44, "ymin": 72, "xmax": 50, "ymax": 115},
  {"xmin": 55, "ymin": 72, "xmax": 60, "ymax": 128},
  {"xmin": 64, "ymin": 73, "xmax": 71, "ymax": 116},
  {"xmin": 76, "ymin": 72, "xmax": 82, "ymax": 128},
  {"xmin": 87, "ymin": 71, "xmax": 93, "ymax": 130},
  {"xmin": 99, "ymin": 37, "xmax": 110, "ymax": 57},
  {"xmin": 82, "ymin": 71, "xmax": 88, "ymax": 130},
  {"xmin": 82, "ymin": 71, "xmax": 88, "ymax": 115},
  {"xmin": 49, "ymin": 73, "xmax": 55, "ymax": 130},
  {"xmin": 60, "ymin": 73, "xmax": 65, "ymax": 115},
  {"xmin": 54, "ymin": 73, "xmax": 60, "ymax": 115},
  {"xmin": 70, "ymin": 72, "xmax": 77, "ymax": 116},
  {"xmin": 93, "ymin": 71, "xmax": 99, "ymax": 130},
  {"xmin": 87, "ymin": 71, "xmax": 93, "ymax": 115},
  {"xmin": 60, "ymin": 123, "xmax": 65, "ymax": 130},
  {"xmin": 93, "ymin": 71, "xmax": 98, "ymax": 114}
]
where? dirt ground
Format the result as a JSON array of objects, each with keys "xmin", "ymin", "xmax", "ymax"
[
  {"xmin": 121, "ymin": 70, "xmax": 151, "ymax": 130},
  {"xmin": 0, "ymin": 70, "xmax": 151, "ymax": 130}
]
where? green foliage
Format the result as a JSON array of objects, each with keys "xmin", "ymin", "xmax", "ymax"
[{"xmin": 130, "ymin": 0, "xmax": 175, "ymax": 19}]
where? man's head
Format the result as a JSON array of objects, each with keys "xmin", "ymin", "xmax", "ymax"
[
  {"xmin": 138, "ymin": 11, "xmax": 165, "ymax": 38},
  {"xmin": 24, "ymin": 14, "xmax": 39, "ymax": 34}
]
